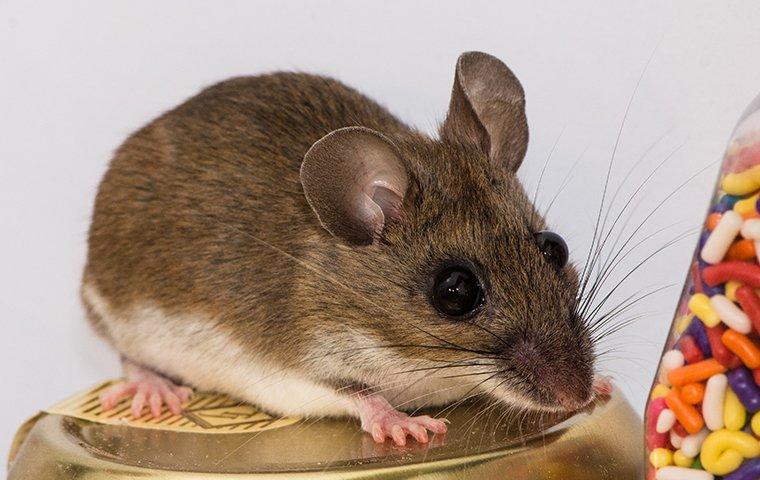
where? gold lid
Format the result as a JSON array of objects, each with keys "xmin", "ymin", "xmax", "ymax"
[{"xmin": 8, "ymin": 381, "xmax": 643, "ymax": 479}]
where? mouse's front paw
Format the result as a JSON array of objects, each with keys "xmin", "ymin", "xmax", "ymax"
[
  {"xmin": 592, "ymin": 373, "xmax": 613, "ymax": 397},
  {"xmin": 366, "ymin": 412, "xmax": 448, "ymax": 446},
  {"xmin": 354, "ymin": 393, "xmax": 447, "ymax": 446}
]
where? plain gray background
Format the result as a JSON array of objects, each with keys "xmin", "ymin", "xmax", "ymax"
[{"xmin": 2, "ymin": 0, "xmax": 760, "ymax": 468}]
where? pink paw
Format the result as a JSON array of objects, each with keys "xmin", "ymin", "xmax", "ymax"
[
  {"xmin": 365, "ymin": 412, "xmax": 448, "ymax": 446},
  {"xmin": 100, "ymin": 363, "xmax": 192, "ymax": 418},
  {"xmin": 593, "ymin": 374, "xmax": 613, "ymax": 397},
  {"xmin": 354, "ymin": 393, "xmax": 448, "ymax": 446}
]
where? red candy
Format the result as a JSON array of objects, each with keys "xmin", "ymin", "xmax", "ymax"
[
  {"xmin": 706, "ymin": 324, "xmax": 743, "ymax": 369},
  {"xmin": 646, "ymin": 396, "xmax": 669, "ymax": 450},
  {"xmin": 691, "ymin": 262, "xmax": 704, "ymax": 294},
  {"xmin": 677, "ymin": 334, "xmax": 704, "ymax": 364},
  {"xmin": 646, "ymin": 466, "xmax": 656, "ymax": 480},
  {"xmin": 754, "ymin": 368, "xmax": 760, "ymax": 387},
  {"xmin": 703, "ymin": 261, "xmax": 760, "ymax": 288},
  {"xmin": 736, "ymin": 285, "xmax": 760, "ymax": 334},
  {"xmin": 672, "ymin": 421, "xmax": 689, "ymax": 437}
]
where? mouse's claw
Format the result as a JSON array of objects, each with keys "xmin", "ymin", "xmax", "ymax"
[
  {"xmin": 354, "ymin": 393, "xmax": 447, "ymax": 446},
  {"xmin": 100, "ymin": 360, "xmax": 192, "ymax": 418}
]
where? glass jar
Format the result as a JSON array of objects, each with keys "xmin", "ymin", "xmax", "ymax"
[{"xmin": 645, "ymin": 93, "xmax": 760, "ymax": 480}]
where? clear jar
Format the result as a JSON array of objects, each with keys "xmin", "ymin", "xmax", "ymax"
[{"xmin": 646, "ymin": 93, "xmax": 760, "ymax": 480}]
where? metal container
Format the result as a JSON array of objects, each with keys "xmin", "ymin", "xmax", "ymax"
[{"xmin": 7, "ymin": 380, "xmax": 642, "ymax": 479}]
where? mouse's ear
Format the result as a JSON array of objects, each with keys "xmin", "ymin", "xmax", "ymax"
[
  {"xmin": 441, "ymin": 51, "xmax": 529, "ymax": 173},
  {"xmin": 300, "ymin": 127, "xmax": 408, "ymax": 246}
]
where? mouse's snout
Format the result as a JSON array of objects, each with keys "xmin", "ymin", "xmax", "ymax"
[
  {"xmin": 508, "ymin": 336, "xmax": 594, "ymax": 412},
  {"xmin": 551, "ymin": 382, "xmax": 592, "ymax": 411}
]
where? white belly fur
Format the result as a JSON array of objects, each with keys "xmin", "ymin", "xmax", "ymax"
[
  {"xmin": 82, "ymin": 282, "xmax": 481, "ymax": 418},
  {"xmin": 81, "ymin": 282, "xmax": 356, "ymax": 418}
]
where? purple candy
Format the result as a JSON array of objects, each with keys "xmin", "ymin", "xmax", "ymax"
[
  {"xmin": 727, "ymin": 367, "xmax": 760, "ymax": 413},
  {"xmin": 702, "ymin": 283, "xmax": 725, "ymax": 297},
  {"xmin": 724, "ymin": 458, "xmax": 760, "ymax": 480},
  {"xmin": 699, "ymin": 230, "xmax": 711, "ymax": 248},
  {"xmin": 712, "ymin": 203, "xmax": 730, "ymax": 213},
  {"xmin": 685, "ymin": 319, "xmax": 712, "ymax": 357}
]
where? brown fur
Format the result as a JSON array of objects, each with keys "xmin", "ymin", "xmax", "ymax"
[{"xmin": 83, "ymin": 54, "xmax": 594, "ymax": 413}]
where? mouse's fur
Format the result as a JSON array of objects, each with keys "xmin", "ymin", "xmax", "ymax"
[{"xmin": 83, "ymin": 52, "xmax": 595, "ymax": 419}]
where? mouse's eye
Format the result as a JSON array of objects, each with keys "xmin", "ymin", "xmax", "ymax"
[
  {"xmin": 431, "ymin": 266, "xmax": 485, "ymax": 318},
  {"xmin": 534, "ymin": 230, "xmax": 569, "ymax": 270}
]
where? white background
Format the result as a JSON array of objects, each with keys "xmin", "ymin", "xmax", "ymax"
[{"xmin": 2, "ymin": 0, "xmax": 760, "ymax": 469}]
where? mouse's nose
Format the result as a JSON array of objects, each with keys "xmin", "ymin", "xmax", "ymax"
[
  {"xmin": 552, "ymin": 384, "xmax": 591, "ymax": 411},
  {"xmin": 541, "ymin": 372, "xmax": 593, "ymax": 412},
  {"xmin": 510, "ymin": 339, "xmax": 593, "ymax": 411}
]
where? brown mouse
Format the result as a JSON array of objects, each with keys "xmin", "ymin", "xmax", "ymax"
[{"xmin": 82, "ymin": 51, "xmax": 608, "ymax": 446}]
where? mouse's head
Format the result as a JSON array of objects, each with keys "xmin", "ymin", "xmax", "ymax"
[{"xmin": 299, "ymin": 51, "xmax": 594, "ymax": 412}]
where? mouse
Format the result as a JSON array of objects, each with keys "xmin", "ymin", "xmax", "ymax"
[{"xmin": 82, "ymin": 51, "xmax": 610, "ymax": 446}]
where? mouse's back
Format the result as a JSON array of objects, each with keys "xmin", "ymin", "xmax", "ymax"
[
  {"xmin": 169, "ymin": 73, "xmax": 413, "ymax": 169},
  {"xmin": 82, "ymin": 72, "xmax": 414, "ymax": 337}
]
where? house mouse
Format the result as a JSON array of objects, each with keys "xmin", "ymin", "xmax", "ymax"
[{"xmin": 83, "ymin": 51, "xmax": 610, "ymax": 446}]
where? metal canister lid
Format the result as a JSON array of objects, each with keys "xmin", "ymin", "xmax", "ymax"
[{"xmin": 8, "ymin": 380, "xmax": 642, "ymax": 479}]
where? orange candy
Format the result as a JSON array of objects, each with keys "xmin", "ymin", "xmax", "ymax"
[
  {"xmin": 722, "ymin": 329, "xmax": 760, "ymax": 368},
  {"xmin": 667, "ymin": 358, "xmax": 727, "ymax": 386},
  {"xmin": 680, "ymin": 382, "xmax": 706, "ymax": 404},
  {"xmin": 665, "ymin": 389, "xmax": 704, "ymax": 435},
  {"xmin": 706, "ymin": 213, "xmax": 723, "ymax": 231},
  {"xmin": 726, "ymin": 238, "xmax": 757, "ymax": 261}
]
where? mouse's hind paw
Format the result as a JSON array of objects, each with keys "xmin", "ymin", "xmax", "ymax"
[
  {"xmin": 353, "ymin": 393, "xmax": 447, "ymax": 446},
  {"xmin": 100, "ymin": 360, "xmax": 192, "ymax": 418}
]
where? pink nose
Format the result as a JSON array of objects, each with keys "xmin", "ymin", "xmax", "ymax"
[{"xmin": 553, "ymin": 387, "xmax": 590, "ymax": 411}]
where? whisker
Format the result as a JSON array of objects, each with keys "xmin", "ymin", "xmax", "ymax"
[
  {"xmin": 577, "ymin": 160, "xmax": 714, "ymax": 319},
  {"xmin": 582, "ymin": 226, "xmax": 695, "ymax": 323},
  {"xmin": 576, "ymin": 44, "xmax": 655, "ymax": 308},
  {"xmin": 542, "ymin": 142, "xmax": 590, "ymax": 218},
  {"xmin": 390, "ymin": 361, "xmax": 495, "ymax": 375},
  {"xmin": 530, "ymin": 125, "xmax": 566, "ymax": 229},
  {"xmin": 583, "ymin": 139, "xmax": 687, "ymax": 305}
]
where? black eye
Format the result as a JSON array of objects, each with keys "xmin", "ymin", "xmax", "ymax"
[
  {"xmin": 431, "ymin": 266, "xmax": 485, "ymax": 318},
  {"xmin": 534, "ymin": 230, "xmax": 569, "ymax": 270}
]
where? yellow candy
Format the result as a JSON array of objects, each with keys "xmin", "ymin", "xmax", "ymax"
[
  {"xmin": 752, "ymin": 412, "xmax": 760, "ymax": 436},
  {"xmin": 733, "ymin": 193, "xmax": 760, "ymax": 215},
  {"xmin": 724, "ymin": 387, "xmax": 747, "ymax": 431},
  {"xmin": 688, "ymin": 293, "xmax": 721, "ymax": 327},
  {"xmin": 676, "ymin": 314, "xmax": 693, "ymax": 334},
  {"xmin": 725, "ymin": 282, "xmax": 760, "ymax": 301},
  {"xmin": 700, "ymin": 429, "xmax": 760, "ymax": 475},
  {"xmin": 725, "ymin": 281, "xmax": 742, "ymax": 302},
  {"xmin": 650, "ymin": 447, "xmax": 674, "ymax": 468},
  {"xmin": 651, "ymin": 383, "xmax": 670, "ymax": 400},
  {"xmin": 722, "ymin": 164, "xmax": 760, "ymax": 195},
  {"xmin": 673, "ymin": 449, "xmax": 693, "ymax": 467}
]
